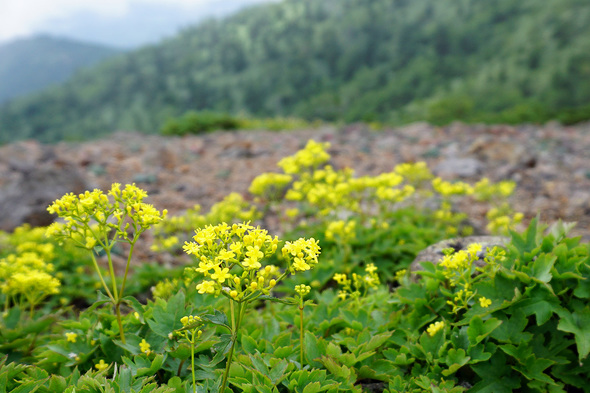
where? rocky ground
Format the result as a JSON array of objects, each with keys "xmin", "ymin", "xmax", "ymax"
[{"xmin": 1, "ymin": 121, "xmax": 589, "ymax": 249}]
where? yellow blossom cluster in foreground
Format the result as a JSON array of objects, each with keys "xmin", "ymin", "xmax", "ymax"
[{"xmin": 184, "ymin": 222, "xmax": 320, "ymax": 302}]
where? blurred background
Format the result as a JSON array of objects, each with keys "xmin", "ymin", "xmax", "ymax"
[{"xmin": 0, "ymin": 0, "xmax": 589, "ymax": 144}]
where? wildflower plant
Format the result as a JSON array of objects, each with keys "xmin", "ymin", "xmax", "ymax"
[
  {"xmin": 46, "ymin": 183, "xmax": 167, "ymax": 343},
  {"xmin": 183, "ymin": 222, "xmax": 320, "ymax": 393},
  {"xmin": 333, "ymin": 263, "xmax": 380, "ymax": 303},
  {"xmin": 172, "ymin": 315, "xmax": 204, "ymax": 392}
]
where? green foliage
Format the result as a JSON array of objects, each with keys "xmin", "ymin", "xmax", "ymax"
[
  {"xmin": 2, "ymin": 143, "xmax": 590, "ymax": 392},
  {"xmin": 0, "ymin": 35, "xmax": 120, "ymax": 105},
  {"xmin": 161, "ymin": 111, "xmax": 240, "ymax": 136},
  {"xmin": 2, "ymin": 0, "xmax": 590, "ymax": 143}
]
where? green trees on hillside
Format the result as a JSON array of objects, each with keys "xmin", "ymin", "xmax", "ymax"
[{"xmin": 1, "ymin": 0, "xmax": 589, "ymax": 143}]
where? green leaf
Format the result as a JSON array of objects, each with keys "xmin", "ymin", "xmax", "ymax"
[
  {"xmin": 10, "ymin": 379, "xmax": 47, "ymax": 393},
  {"xmin": 557, "ymin": 306, "xmax": 590, "ymax": 361},
  {"xmin": 529, "ymin": 254, "xmax": 556, "ymax": 284},
  {"xmin": 467, "ymin": 317, "xmax": 502, "ymax": 346},
  {"xmin": 241, "ymin": 334, "xmax": 258, "ymax": 354},
  {"xmin": 302, "ymin": 382, "xmax": 321, "ymax": 393},
  {"xmin": 489, "ymin": 309, "xmax": 533, "ymax": 344},
  {"xmin": 147, "ymin": 291, "xmax": 186, "ymax": 338},
  {"xmin": 304, "ymin": 332, "xmax": 323, "ymax": 368},
  {"xmin": 202, "ymin": 309, "xmax": 231, "ymax": 332},
  {"xmin": 513, "ymin": 356, "xmax": 556, "ymax": 385},
  {"xmin": 442, "ymin": 348, "xmax": 470, "ymax": 376},
  {"xmin": 257, "ymin": 295, "xmax": 297, "ymax": 305},
  {"xmin": 212, "ymin": 334, "xmax": 232, "ymax": 356}
]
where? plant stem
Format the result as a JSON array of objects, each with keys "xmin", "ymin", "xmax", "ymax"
[
  {"xmin": 115, "ymin": 301, "xmax": 126, "ymax": 344},
  {"xmin": 104, "ymin": 249, "xmax": 119, "ymax": 300},
  {"xmin": 191, "ymin": 330, "xmax": 196, "ymax": 393},
  {"xmin": 119, "ymin": 239, "xmax": 137, "ymax": 298},
  {"xmin": 299, "ymin": 303, "xmax": 305, "ymax": 367},
  {"xmin": 220, "ymin": 301, "xmax": 246, "ymax": 393},
  {"xmin": 90, "ymin": 253, "xmax": 114, "ymax": 300}
]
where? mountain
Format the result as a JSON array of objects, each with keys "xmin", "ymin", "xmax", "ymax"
[
  {"xmin": 0, "ymin": 35, "xmax": 122, "ymax": 104},
  {"xmin": 1, "ymin": 0, "xmax": 589, "ymax": 144}
]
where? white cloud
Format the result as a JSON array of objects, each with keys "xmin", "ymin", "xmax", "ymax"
[
  {"xmin": 0, "ymin": 0, "xmax": 129, "ymax": 41},
  {"xmin": 0, "ymin": 0, "xmax": 243, "ymax": 43}
]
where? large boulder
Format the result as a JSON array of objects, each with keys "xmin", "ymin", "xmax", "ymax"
[{"xmin": 0, "ymin": 143, "xmax": 90, "ymax": 231}]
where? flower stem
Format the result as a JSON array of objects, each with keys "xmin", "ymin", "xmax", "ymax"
[
  {"xmin": 119, "ymin": 240, "xmax": 136, "ymax": 299},
  {"xmin": 299, "ymin": 303, "xmax": 305, "ymax": 367},
  {"xmin": 90, "ymin": 253, "xmax": 114, "ymax": 300},
  {"xmin": 115, "ymin": 301, "xmax": 126, "ymax": 344},
  {"xmin": 220, "ymin": 301, "xmax": 247, "ymax": 393},
  {"xmin": 191, "ymin": 330, "xmax": 196, "ymax": 393}
]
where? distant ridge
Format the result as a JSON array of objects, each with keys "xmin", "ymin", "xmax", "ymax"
[
  {"xmin": 1, "ymin": 0, "xmax": 589, "ymax": 144},
  {"xmin": 0, "ymin": 35, "xmax": 122, "ymax": 103}
]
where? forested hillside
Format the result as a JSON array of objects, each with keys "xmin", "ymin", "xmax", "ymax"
[
  {"xmin": 1, "ymin": 0, "xmax": 589, "ymax": 143},
  {"xmin": 0, "ymin": 35, "xmax": 121, "ymax": 104}
]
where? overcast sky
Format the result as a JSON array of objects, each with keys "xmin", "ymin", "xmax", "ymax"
[{"xmin": 0, "ymin": 0, "xmax": 277, "ymax": 48}]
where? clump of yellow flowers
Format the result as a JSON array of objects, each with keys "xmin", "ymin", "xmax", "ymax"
[
  {"xmin": 325, "ymin": 219, "xmax": 356, "ymax": 243},
  {"xmin": 184, "ymin": 222, "xmax": 319, "ymax": 302},
  {"xmin": 333, "ymin": 263, "xmax": 380, "ymax": 301},
  {"xmin": 0, "ymin": 251, "xmax": 60, "ymax": 318},
  {"xmin": 251, "ymin": 139, "xmax": 523, "ymax": 240},
  {"xmin": 439, "ymin": 243, "xmax": 495, "ymax": 315},
  {"xmin": 183, "ymin": 221, "xmax": 320, "ymax": 393},
  {"xmin": 47, "ymin": 183, "xmax": 167, "ymax": 344}
]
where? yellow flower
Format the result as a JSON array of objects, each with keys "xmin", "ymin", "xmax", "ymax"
[
  {"xmin": 139, "ymin": 339, "xmax": 151, "ymax": 354},
  {"xmin": 295, "ymin": 284, "xmax": 311, "ymax": 296},
  {"xmin": 95, "ymin": 359, "xmax": 109, "ymax": 371},
  {"xmin": 196, "ymin": 281, "xmax": 216, "ymax": 294},
  {"xmin": 333, "ymin": 273, "xmax": 347, "ymax": 285},
  {"xmin": 365, "ymin": 263, "xmax": 377, "ymax": 274},
  {"xmin": 479, "ymin": 297, "xmax": 492, "ymax": 308},
  {"xmin": 293, "ymin": 257, "xmax": 311, "ymax": 272},
  {"xmin": 427, "ymin": 321, "xmax": 445, "ymax": 337},
  {"xmin": 211, "ymin": 266, "xmax": 231, "ymax": 283},
  {"xmin": 65, "ymin": 332, "xmax": 78, "ymax": 343}
]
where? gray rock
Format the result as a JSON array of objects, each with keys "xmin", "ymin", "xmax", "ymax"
[
  {"xmin": 434, "ymin": 157, "xmax": 484, "ymax": 178},
  {"xmin": 0, "ymin": 162, "xmax": 90, "ymax": 231}
]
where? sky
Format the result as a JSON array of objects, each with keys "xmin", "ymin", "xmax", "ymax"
[{"xmin": 0, "ymin": 0, "xmax": 277, "ymax": 48}]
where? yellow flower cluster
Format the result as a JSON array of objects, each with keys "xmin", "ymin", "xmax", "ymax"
[
  {"xmin": 439, "ymin": 243, "xmax": 496, "ymax": 314},
  {"xmin": 427, "ymin": 321, "xmax": 445, "ymax": 336},
  {"xmin": 394, "ymin": 162, "xmax": 433, "ymax": 184},
  {"xmin": 439, "ymin": 243, "xmax": 481, "ymax": 284},
  {"xmin": 432, "ymin": 178, "xmax": 474, "ymax": 197},
  {"xmin": 152, "ymin": 278, "xmax": 181, "ymax": 299},
  {"xmin": 65, "ymin": 332, "xmax": 78, "ymax": 343},
  {"xmin": 278, "ymin": 140, "xmax": 331, "ymax": 174},
  {"xmin": 181, "ymin": 315, "xmax": 202, "ymax": 327},
  {"xmin": 47, "ymin": 183, "xmax": 167, "ymax": 249},
  {"xmin": 95, "ymin": 359, "xmax": 109, "ymax": 372},
  {"xmin": 151, "ymin": 193, "xmax": 259, "ymax": 251},
  {"xmin": 295, "ymin": 284, "xmax": 311, "ymax": 297},
  {"xmin": 325, "ymin": 219, "xmax": 356, "ymax": 242},
  {"xmin": 285, "ymin": 165, "xmax": 357, "ymax": 212},
  {"xmin": 479, "ymin": 297, "xmax": 492, "ymax": 308},
  {"xmin": 333, "ymin": 263, "xmax": 380, "ymax": 301},
  {"xmin": 184, "ymin": 222, "xmax": 320, "ymax": 302},
  {"xmin": 0, "ymin": 251, "xmax": 60, "ymax": 308},
  {"xmin": 139, "ymin": 338, "xmax": 152, "ymax": 355},
  {"xmin": 473, "ymin": 178, "xmax": 516, "ymax": 201},
  {"xmin": 249, "ymin": 173, "xmax": 293, "ymax": 199},
  {"xmin": 486, "ymin": 204, "xmax": 524, "ymax": 235},
  {"xmin": 394, "ymin": 269, "xmax": 407, "ymax": 283}
]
